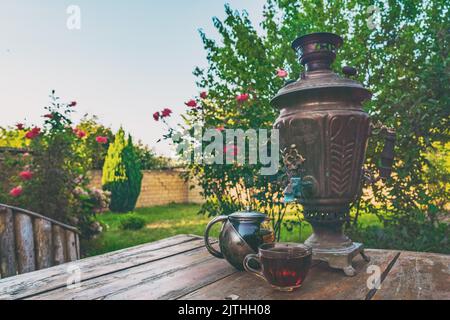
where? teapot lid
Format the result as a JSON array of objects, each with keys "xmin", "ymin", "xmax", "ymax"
[{"xmin": 229, "ymin": 210, "xmax": 267, "ymax": 222}]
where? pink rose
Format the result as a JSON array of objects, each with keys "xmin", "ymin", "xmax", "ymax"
[
  {"xmin": 185, "ymin": 99, "xmax": 197, "ymax": 108},
  {"xmin": 19, "ymin": 171, "xmax": 33, "ymax": 180},
  {"xmin": 74, "ymin": 128, "xmax": 86, "ymax": 138},
  {"xmin": 236, "ymin": 93, "xmax": 250, "ymax": 102},
  {"xmin": 161, "ymin": 108, "xmax": 172, "ymax": 118},
  {"xmin": 25, "ymin": 127, "xmax": 41, "ymax": 139},
  {"xmin": 276, "ymin": 69, "xmax": 288, "ymax": 78},
  {"xmin": 9, "ymin": 186, "xmax": 23, "ymax": 197},
  {"xmin": 96, "ymin": 136, "xmax": 108, "ymax": 144},
  {"xmin": 200, "ymin": 91, "xmax": 208, "ymax": 99},
  {"xmin": 153, "ymin": 112, "xmax": 160, "ymax": 121}
]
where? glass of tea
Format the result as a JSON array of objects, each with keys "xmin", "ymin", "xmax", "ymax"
[{"xmin": 243, "ymin": 242, "xmax": 312, "ymax": 292}]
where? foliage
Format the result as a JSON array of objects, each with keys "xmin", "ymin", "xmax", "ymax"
[
  {"xmin": 102, "ymin": 128, "xmax": 143, "ymax": 213},
  {"xmin": 134, "ymin": 141, "xmax": 174, "ymax": 170},
  {"xmin": 0, "ymin": 151, "xmax": 31, "ymax": 204},
  {"xmin": 0, "ymin": 128, "xmax": 27, "ymax": 148},
  {"xmin": 119, "ymin": 214, "xmax": 146, "ymax": 231},
  {"xmin": 348, "ymin": 218, "xmax": 449, "ymax": 254},
  {"xmin": 0, "ymin": 91, "xmax": 110, "ymax": 241},
  {"xmin": 173, "ymin": 0, "xmax": 449, "ymax": 246},
  {"xmin": 76, "ymin": 115, "xmax": 114, "ymax": 170},
  {"xmin": 75, "ymin": 115, "xmax": 169, "ymax": 171}
]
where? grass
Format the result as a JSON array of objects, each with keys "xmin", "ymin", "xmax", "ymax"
[{"xmin": 83, "ymin": 203, "xmax": 382, "ymax": 257}]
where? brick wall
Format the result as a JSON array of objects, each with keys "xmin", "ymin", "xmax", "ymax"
[{"xmin": 88, "ymin": 170, "xmax": 204, "ymax": 208}]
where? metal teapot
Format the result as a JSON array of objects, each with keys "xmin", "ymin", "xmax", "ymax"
[{"xmin": 204, "ymin": 210, "xmax": 274, "ymax": 270}]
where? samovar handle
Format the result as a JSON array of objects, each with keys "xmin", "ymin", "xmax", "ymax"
[
  {"xmin": 367, "ymin": 123, "xmax": 396, "ymax": 182},
  {"xmin": 204, "ymin": 215, "xmax": 228, "ymax": 259}
]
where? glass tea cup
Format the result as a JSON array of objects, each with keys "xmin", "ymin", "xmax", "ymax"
[{"xmin": 243, "ymin": 242, "xmax": 312, "ymax": 292}]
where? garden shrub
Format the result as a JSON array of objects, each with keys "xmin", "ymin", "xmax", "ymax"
[
  {"xmin": 0, "ymin": 91, "xmax": 110, "ymax": 241},
  {"xmin": 119, "ymin": 214, "xmax": 146, "ymax": 230},
  {"xmin": 102, "ymin": 128, "xmax": 143, "ymax": 213},
  {"xmin": 347, "ymin": 219, "xmax": 449, "ymax": 254}
]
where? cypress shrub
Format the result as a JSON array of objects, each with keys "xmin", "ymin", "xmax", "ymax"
[{"xmin": 102, "ymin": 128, "xmax": 143, "ymax": 212}]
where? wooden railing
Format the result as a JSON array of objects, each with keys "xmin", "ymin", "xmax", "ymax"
[{"xmin": 0, "ymin": 204, "xmax": 80, "ymax": 279}]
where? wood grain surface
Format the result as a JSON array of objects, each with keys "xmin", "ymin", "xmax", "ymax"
[{"xmin": 0, "ymin": 234, "xmax": 448, "ymax": 300}]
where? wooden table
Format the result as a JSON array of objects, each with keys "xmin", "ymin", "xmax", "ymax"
[{"xmin": 0, "ymin": 234, "xmax": 448, "ymax": 300}]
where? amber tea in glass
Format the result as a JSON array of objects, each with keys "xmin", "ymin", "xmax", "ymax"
[{"xmin": 244, "ymin": 242, "xmax": 312, "ymax": 292}]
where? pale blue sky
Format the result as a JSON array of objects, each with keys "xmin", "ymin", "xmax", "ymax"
[{"xmin": 0, "ymin": 0, "xmax": 265, "ymax": 155}]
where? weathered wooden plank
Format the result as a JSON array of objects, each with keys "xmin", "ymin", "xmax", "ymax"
[
  {"xmin": 0, "ymin": 207, "xmax": 17, "ymax": 278},
  {"xmin": 0, "ymin": 234, "xmax": 201, "ymax": 300},
  {"xmin": 33, "ymin": 218, "xmax": 53, "ymax": 270},
  {"xmin": 65, "ymin": 231, "xmax": 77, "ymax": 262},
  {"xmin": 52, "ymin": 225, "xmax": 67, "ymax": 265},
  {"xmin": 14, "ymin": 213, "xmax": 36, "ymax": 274},
  {"xmin": 30, "ymin": 245, "xmax": 235, "ymax": 300},
  {"xmin": 75, "ymin": 233, "xmax": 80, "ymax": 260},
  {"xmin": 372, "ymin": 251, "xmax": 450, "ymax": 300},
  {"xmin": 181, "ymin": 249, "xmax": 400, "ymax": 300}
]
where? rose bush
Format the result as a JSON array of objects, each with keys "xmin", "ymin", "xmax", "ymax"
[{"xmin": 0, "ymin": 91, "xmax": 110, "ymax": 242}]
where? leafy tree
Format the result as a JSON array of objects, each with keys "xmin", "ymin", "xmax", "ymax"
[
  {"xmin": 102, "ymin": 128, "xmax": 143, "ymax": 212},
  {"xmin": 177, "ymin": 0, "xmax": 449, "ymax": 244},
  {"xmin": 134, "ymin": 141, "xmax": 174, "ymax": 170}
]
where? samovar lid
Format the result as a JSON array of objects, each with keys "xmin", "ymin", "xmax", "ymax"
[{"xmin": 271, "ymin": 32, "xmax": 371, "ymax": 108}]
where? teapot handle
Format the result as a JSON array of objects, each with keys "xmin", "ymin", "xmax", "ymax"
[{"xmin": 204, "ymin": 215, "xmax": 228, "ymax": 259}]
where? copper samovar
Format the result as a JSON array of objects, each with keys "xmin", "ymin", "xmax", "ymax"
[{"xmin": 271, "ymin": 32, "xmax": 395, "ymax": 276}]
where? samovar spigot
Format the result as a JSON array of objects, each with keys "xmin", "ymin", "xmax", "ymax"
[
  {"xmin": 283, "ymin": 177, "xmax": 314, "ymax": 203},
  {"xmin": 282, "ymin": 144, "xmax": 315, "ymax": 203}
]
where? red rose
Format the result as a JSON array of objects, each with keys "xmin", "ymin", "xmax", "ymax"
[
  {"xmin": 69, "ymin": 101, "xmax": 77, "ymax": 107},
  {"xmin": 25, "ymin": 127, "xmax": 41, "ymax": 139},
  {"xmin": 16, "ymin": 123, "xmax": 25, "ymax": 130},
  {"xmin": 200, "ymin": 91, "xmax": 208, "ymax": 99},
  {"xmin": 185, "ymin": 99, "xmax": 197, "ymax": 108},
  {"xmin": 19, "ymin": 171, "xmax": 33, "ymax": 180},
  {"xmin": 74, "ymin": 129, "xmax": 86, "ymax": 138},
  {"xmin": 236, "ymin": 93, "xmax": 250, "ymax": 102},
  {"xmin": 153, "ymin": 112, "xmax": 160, "ymax": 121},
  {"xmin": 161, "ymin": 108, "xmax": 172, "ymax": 118},
  {"xmin": 276, "ymin": 69, "xmax": 288, "ymax": 78},
  {"xmin": 44, "ymin": 113, "xmax": 53, "ymax": 119},
  {"xmin": 96, "ymin": 136, "xmax": 108, "ymax": 144},
  {"xmin": 9, "ymin": 186, "xmax": 23, "ymax": 197}
]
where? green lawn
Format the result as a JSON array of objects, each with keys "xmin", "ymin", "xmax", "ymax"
[{"xmin": 83, "ymin": 203, "xmax": 382, "ymax": 257}]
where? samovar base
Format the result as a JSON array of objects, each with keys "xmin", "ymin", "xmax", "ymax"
[{"xmin": 311, "ymin": 242, "xmax": 370, "ymax": 276}]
